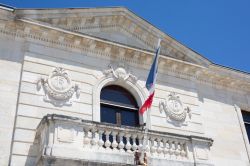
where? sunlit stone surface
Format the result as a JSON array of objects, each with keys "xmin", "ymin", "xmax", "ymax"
[{"xmin": 0, "ymin": 5, "xmax": 249, "ymax": 166}]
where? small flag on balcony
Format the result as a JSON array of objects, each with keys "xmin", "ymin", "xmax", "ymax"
[{"xmin": 139, "ymin": 39, "xmax": 161, "ymax": 115}]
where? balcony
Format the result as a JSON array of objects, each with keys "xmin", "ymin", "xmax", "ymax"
[{"xmin": 35, "ymin": 114, "xmax": 213, "ymax": 166}]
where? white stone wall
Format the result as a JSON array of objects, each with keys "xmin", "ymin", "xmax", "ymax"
[
  {"xmin": 11, "ymin": 43, "xmax": 98, "ymax": 165},
  {"xmin": 5, "ymin": 39, "xmax": 250, "ymax": 166},
  {"xmin": 151, "ymin": 76, "xmax": 203, "ymax": 135},
  {"xmin": 6, "ymin": 40, "xmax": 206, "ymax": 165},
  {"xmin": 0, "ymin": 13, "xmax": 248, "ymax": 165},
  {"xmin": 0, "ymin": 37, "xmax": 24, "ymax": 166},
  {"xmin": 198, "ymin": 84, "xmax": 250, "ymax": 166}
]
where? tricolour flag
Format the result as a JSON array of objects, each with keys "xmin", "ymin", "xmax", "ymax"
[{"xmin": 139, "ymin": 39, "xmax": 161, "ymax": 115}]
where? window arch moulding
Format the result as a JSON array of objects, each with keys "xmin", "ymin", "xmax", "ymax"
[{"xmin": 92, "ymin": 64, "xmax": 148, "ymax": 126}]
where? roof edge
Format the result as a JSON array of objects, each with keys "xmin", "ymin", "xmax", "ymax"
[
  {"xmin": 14, "ymin": 6, "xmax": 127, "ymax": 11},
  {"xmin": 4, "ymin": 5, "xmax": 249, "ymax": 75},
  {"xmin": 0, "ymin": 3, "xmax": 15, "ymax": 11},
  {"xmin": 14, "ymin": 6, "xmax": 212, "ymax": 66}
]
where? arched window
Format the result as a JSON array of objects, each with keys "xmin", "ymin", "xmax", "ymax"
[{"xmin": 100, "ymin": 85, "xmax": 139, "ymax": 127}]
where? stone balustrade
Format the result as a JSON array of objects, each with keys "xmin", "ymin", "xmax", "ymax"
[{"xmin": 35, "ymin": 114, "xmax": 213, "ymax": 166}]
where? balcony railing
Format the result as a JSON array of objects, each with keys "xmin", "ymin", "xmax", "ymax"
[{"xmin": 35, "ymin": 114, "xmax": 213, "ymax": 166}]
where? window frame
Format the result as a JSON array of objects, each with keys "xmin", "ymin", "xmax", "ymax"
[
  {"xmin": 242, "ymin": 110, "xmax": 250, "ymax": 143},
  {"xmin": 234, "ymin": 105, "xmax": 250, "ymax": 162},
  {"xmin": 100, "ymin": 85, "xmax": 140, "ymax": 127},
  {"xmin": 92, "ymin": 74, "xmax": 147, "ymax": 127}
]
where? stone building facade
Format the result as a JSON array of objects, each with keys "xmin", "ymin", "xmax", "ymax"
[{"xmin": 0, "ymin": 5, "xmax": 250, "ymax": 166}]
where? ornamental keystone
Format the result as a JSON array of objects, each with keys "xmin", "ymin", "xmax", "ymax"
[{"xmin": 103, "ymin": 64, "xmax": 138, "ymax": 83}]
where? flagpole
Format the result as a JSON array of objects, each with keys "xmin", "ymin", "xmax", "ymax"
[
  {"xmin": 144, "ymin": 38, "xmax": 161, "ymax": 131},
  {"xmin": 139, "ymin": 108, "xmax": 149, "ymax": 165},
  {"xmin": 139, "ymin": 39, "xmax": 161, "ymax": 165}
]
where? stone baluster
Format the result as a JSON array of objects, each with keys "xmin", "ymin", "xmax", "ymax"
[
  {"xmin": 125, "ymin": 133, "xmax": 132, "ymax": 152},
  {"xmin": 171, "ymin": 141, "xmax": 177, "ymax": 158},
  {"xmin": 83, "ymin": 127, "xmax": 90, "ymax": 147},
  {"xmin": 118, "ymin": 132, "xmax": 125, "ymax": 152},
  {"xmin": 167, "ymin": 140, "xmax": 172, "ymax": 158},
  {"xmin": 90, "ymin": 128, "xmax": 98, "ymax": 148},
  {"xmin": 169, "ymin": 141, "xmax": 174, "ymax": 156},
  {"xmin": 163, "ymin": 139, "xmax": 169, "ymax": 157},
  {"xmin": 144, "ymin": 135, "xmax": 150, "ymax": 153},
  {"xmin": 111, "ymin": 131, "xmax": 118, "ymax": 150},
  {"xmin": 104, "ymin": 130, "xmax": 111, "ymax": 149},
  {"xmin": 156, "ymin": 138, "xmax": 163, "ymax": 155},
  {"xmin": 175, "ymin": 142, "xmax": 181, "ymax": 158},
  {"xmin": 97, "ymin": 130, "xmax": 104, "ymax": 149},
  {"xmin": 180, "ymin": 142, "xmax": 187, "ymax": 158},
  {"xmin": 131, "ymin": 134, "xmax": 138, "ymax": 151},
  {"xmin": 150, "ymin": 137, "xmax": 156, "ymax": 154},
  {"xmin": 137, "ymin": 134, "xmax": 144, "ymax": 152}
]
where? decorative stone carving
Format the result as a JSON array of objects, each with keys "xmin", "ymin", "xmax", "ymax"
[
  {"xmin": 37, "ymin": 67, "xmax": 80, "ymax": 106},
  {"xmin": 103, "ymin": 64, "xmax": 138, "ymax": 83},
  {"xmin": 159, "ymin": 92, "xmax": 191, "ymax": 123}
]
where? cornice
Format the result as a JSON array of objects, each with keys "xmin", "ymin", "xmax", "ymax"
[
  {"xmin": 0, "ymin": 18, "xmax": 250, "ymax": 95},
  {"xmin": 64, "ymin": 14, "xmax": 205, "ymax": 65},
  {"xmin": 0, "ymin": 5, "xmax": 15, "ymax": 20},
  {"xmin": 15, "ymin": 8, "xmax": 210, "ymax": 67}
]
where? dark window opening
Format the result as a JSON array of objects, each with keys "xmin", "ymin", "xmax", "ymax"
[
  {"xmin": 242, "ymin": 110, "xmax": 250, "ymax": 143},
  {"xmin": 100, "ymin": 85, "xmax": 139, "ymax": 127}
]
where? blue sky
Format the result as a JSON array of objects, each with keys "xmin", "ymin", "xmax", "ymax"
[{"xmin": 1, "ymin": 0, "xmax": 250, "ymax": 73}]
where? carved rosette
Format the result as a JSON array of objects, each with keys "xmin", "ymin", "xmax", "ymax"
[
  {"xmin": 103, "ymin": 64, "xmax": 137, "ymax": 83},
  {"xmin": 159, "ymin": 92, "xmax": 191, "ymax": 123},
  {"xmin": 37, "ymin": 67, "xmax": 80, "ymax": 106}
]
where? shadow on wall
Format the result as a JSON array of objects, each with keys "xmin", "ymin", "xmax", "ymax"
[
  {"xmin": 0, "ymin": 36, "xmax": 26, "ymax": 63},
  {"xmin": 25, "ymin": 136, "xmax": 38, "ymax": 166}
]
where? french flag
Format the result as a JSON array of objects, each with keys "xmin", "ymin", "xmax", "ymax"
[{"xmin": 139, "ymin": 39, "xmax": 161, "ymax": 115}]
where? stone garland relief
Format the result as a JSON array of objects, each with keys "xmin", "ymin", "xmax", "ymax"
[
  {"xmin": 159, "ymin": 92, "xmax": 191, "ymax": 125},
  {"xmin": 37, "ymin": 67, "xmax": 80, "ymax": 106}
]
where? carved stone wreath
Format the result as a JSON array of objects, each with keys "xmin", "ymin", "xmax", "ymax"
[
  {"xmin": 103, "ymin": 64, "xmax": 137, "ymax": 83},
  {"xmin": 159, "ymin": 92, "xmax": 191, "ymax": 123},
  {"xmin": 37, "ymin": 67, "xmax": 80, "ymax": 106}
]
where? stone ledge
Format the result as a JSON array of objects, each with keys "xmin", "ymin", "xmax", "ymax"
[{"xmin": 39, "ymin": 155, "xmax": 134, "ymax": 166}]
